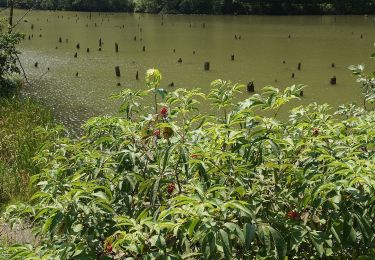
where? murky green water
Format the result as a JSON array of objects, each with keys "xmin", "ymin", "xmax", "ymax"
[{"xmin": 5, "ymin": 10, "xmax": 375, "ymax": 129}]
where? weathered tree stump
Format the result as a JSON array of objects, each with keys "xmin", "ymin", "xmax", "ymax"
[
  {"xmin": 298, "ymin": 62, "xmax": 302, "ymax": 70},
  {"xmin": 115, "ymin": 43, "xmax": 119, "ymax": 53},
  {"xmin": 169, "ymin": 82, "xmax": 175, "ymax": 87},
  {"xmin": 136, "ymin": 71, "xmax": 139, "ymax": 80},
  {"xmin": 142, "ymin": 46, "xmax": 146, "ymax": 52},
  {"xmin": 178, "ymin": 58, "xmax": 182, "ymax": 63},
  {"xmin": 292, "ymin": 73, "xmax": 295, "ymax": 78},
  {"xmin": 115, "ymin": 66, "xmax": 121, "ymax": 77},
  {"xmin": 59, "ymin": 37, "xmax": 62, "ymax": 43},
  {"xmin": 231, "ymin": 55, "xmax": 235, "ymax": 61},
  {"xmin": 99, "ymin": 38, "xmax": 102, "ymax": 47},
  {"xmin": 34, "ymin": 62, "xmax": 38, "ymax": 68},
  {"xmin": 74, "ymin": 52, "xmax": 78, "ymax": 58},
  {"xmin": 76, "ymin": 43, "xmax": 80, "ymax": 49},
  {"xmin": 331, "ymin": 63, "xmax": 335, "ymax": 68},
  {"xmin": 247, "ymin": 82, "xmax": 255, "ymax": 92},
  {"xmin": 330, "ymin": 76, "xmax": 337, "ymax": 85},
  {"xmin": 87, "ymin": 48, "xmax": 90, "ymax": 53},
  {"xmin": 299, "ymin": 90, "xmax": 304, "ymax": 97},
  {"xmin": 204, "ymin": 62, "xmax": 210, "ymax": 71}
]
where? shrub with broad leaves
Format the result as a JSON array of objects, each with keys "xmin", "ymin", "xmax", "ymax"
[{"xmin": 1, "ymin": 66, "xmax": 374, "ymax": 259}]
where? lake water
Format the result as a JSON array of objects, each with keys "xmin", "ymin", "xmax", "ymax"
[{"xmin": 5, "ymin": 10, "xmax": 375, "ymax": 130}]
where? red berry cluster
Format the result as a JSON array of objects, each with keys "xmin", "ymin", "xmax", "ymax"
[
  {"xmin": 154, "ymin": 129, "xmax": 161, "ymax": 137},
  {"xmin": 167, "ymin": 183, "xmax": 176, "ymax": 194},
  {"xmin": 160, "ymin": 107, "xmax": 168, "ymax": 118},
  {"xmin": 287, "ymin": 211, "xmax": 300, "ymax": 220},
  {"xmin": 106, "ymin": 243, "xmax": 113, "ymax": 253}
]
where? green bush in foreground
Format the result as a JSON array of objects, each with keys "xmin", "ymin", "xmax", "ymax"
[
  {"xmin": 0, "ymin": 21, "xmax": 23, "ymax": 97},
  {"xmin": 1, "ymin": 67, "xmax": 374, "ymax": 259}
]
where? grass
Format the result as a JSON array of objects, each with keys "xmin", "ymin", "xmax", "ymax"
[{"xmin": 0, "ymin": 97, "xmax": 53, "ymax": 211}]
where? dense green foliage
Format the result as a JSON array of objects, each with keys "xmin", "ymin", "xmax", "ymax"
[
  {"xmin": 0, "ymin": 98, "xmax": 53, "ymax": 210},
  {"xmin": 0, "ymin": 17, "xmax": 53, "ymax": 210},
  {"xmin": 1, "ymin": 0, "xmax": 375, "ymax": 14},
  {"xmin": 1, "ymin": 65, "xmax": 374, "ymax": 259},
  {"xmin": 0, "ymin": 21, "xmax": 23, "ymax": 97}
]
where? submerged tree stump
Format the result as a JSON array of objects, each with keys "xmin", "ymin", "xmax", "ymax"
[
  {"xmin": 247, "ymin": 82, "xmax": 255, "ymax": 92},
  {"xmin": 298, "ymin": 62, "xmax": 301, "ymax": 70},
  {"xmin": 136, "ymin": 71, "xmax": 139, "ymax": 80},
  {"xmin": 204, "ymin": 62, "xmax": 210, "ymax": 71},
  {"xmin": 115, "ymin": 66, "xmax": 121, "ymax": 77},
  {"xmin": 115, "ymin": 43, "xmax": 119, "ymax": 53},
  {"xmin": 231, "ymin": 54, "xmax": 235, "ymax": 61},
  {"xmin": 74, "ymin": 52, "xmax": 78, "ymax": 58},
  {"xmin": 330, "ymin": 76, "xmax": 337, "ymax": 85}
]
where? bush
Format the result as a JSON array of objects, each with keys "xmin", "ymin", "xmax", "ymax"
[
  {"xmin": 0, "ymin": 20, "xmax": 23, "ymax": 97},
  {"xmin": 1, "ymin": 66, "xmax": 374, "ymax": 259}
]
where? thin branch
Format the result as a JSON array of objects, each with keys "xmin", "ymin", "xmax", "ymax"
[
  {"xmin": 15, "ymin": 53, "xmax": 32, "ymax": 87},
  {"xmin": 12, "ymin": 8, "xmax": 34, "ymax": 29}
]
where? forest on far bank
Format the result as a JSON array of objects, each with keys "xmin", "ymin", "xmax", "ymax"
[{"xmin": 1, "ymin": 0, "xmax": 375, "ymax": 15}]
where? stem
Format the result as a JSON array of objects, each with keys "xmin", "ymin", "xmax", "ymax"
[
  {"xmin": 174, "ymin": 157, "xmax": 182, "ymax": 193},
  {"xmin": 154, "ymin": 86, "xmax": 158, "ymax": 114}
]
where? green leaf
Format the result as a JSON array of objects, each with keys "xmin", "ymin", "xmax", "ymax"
[
  {"xmin": 244, "ymin": 223, "xmax": 256, "ymax": 250},
  {"xmin": 219, "ymin": 229, "xmax": 232, "ymax": 260},
  {"xmin": 152, "ymin": 177, "xmax": 161, "ymax": 206},
  {"xmin": 188, "ymin": 218, "xmax": 200, "ymax": 237},
  {"xmin": 42, "ymin": 211, "xmax": 63, "ymax": 234},
  {"xmin": 309, "ymin": 231, "xmax": 325, "ymax": 257},
  {"xmin": 269, "ymin": 226, "xmax": 286, "ymax": 259}
]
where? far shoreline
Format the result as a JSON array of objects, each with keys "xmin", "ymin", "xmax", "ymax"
[{"xmin": 1, "ymin": 6, "xmax": 374, "ymax": 16}]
